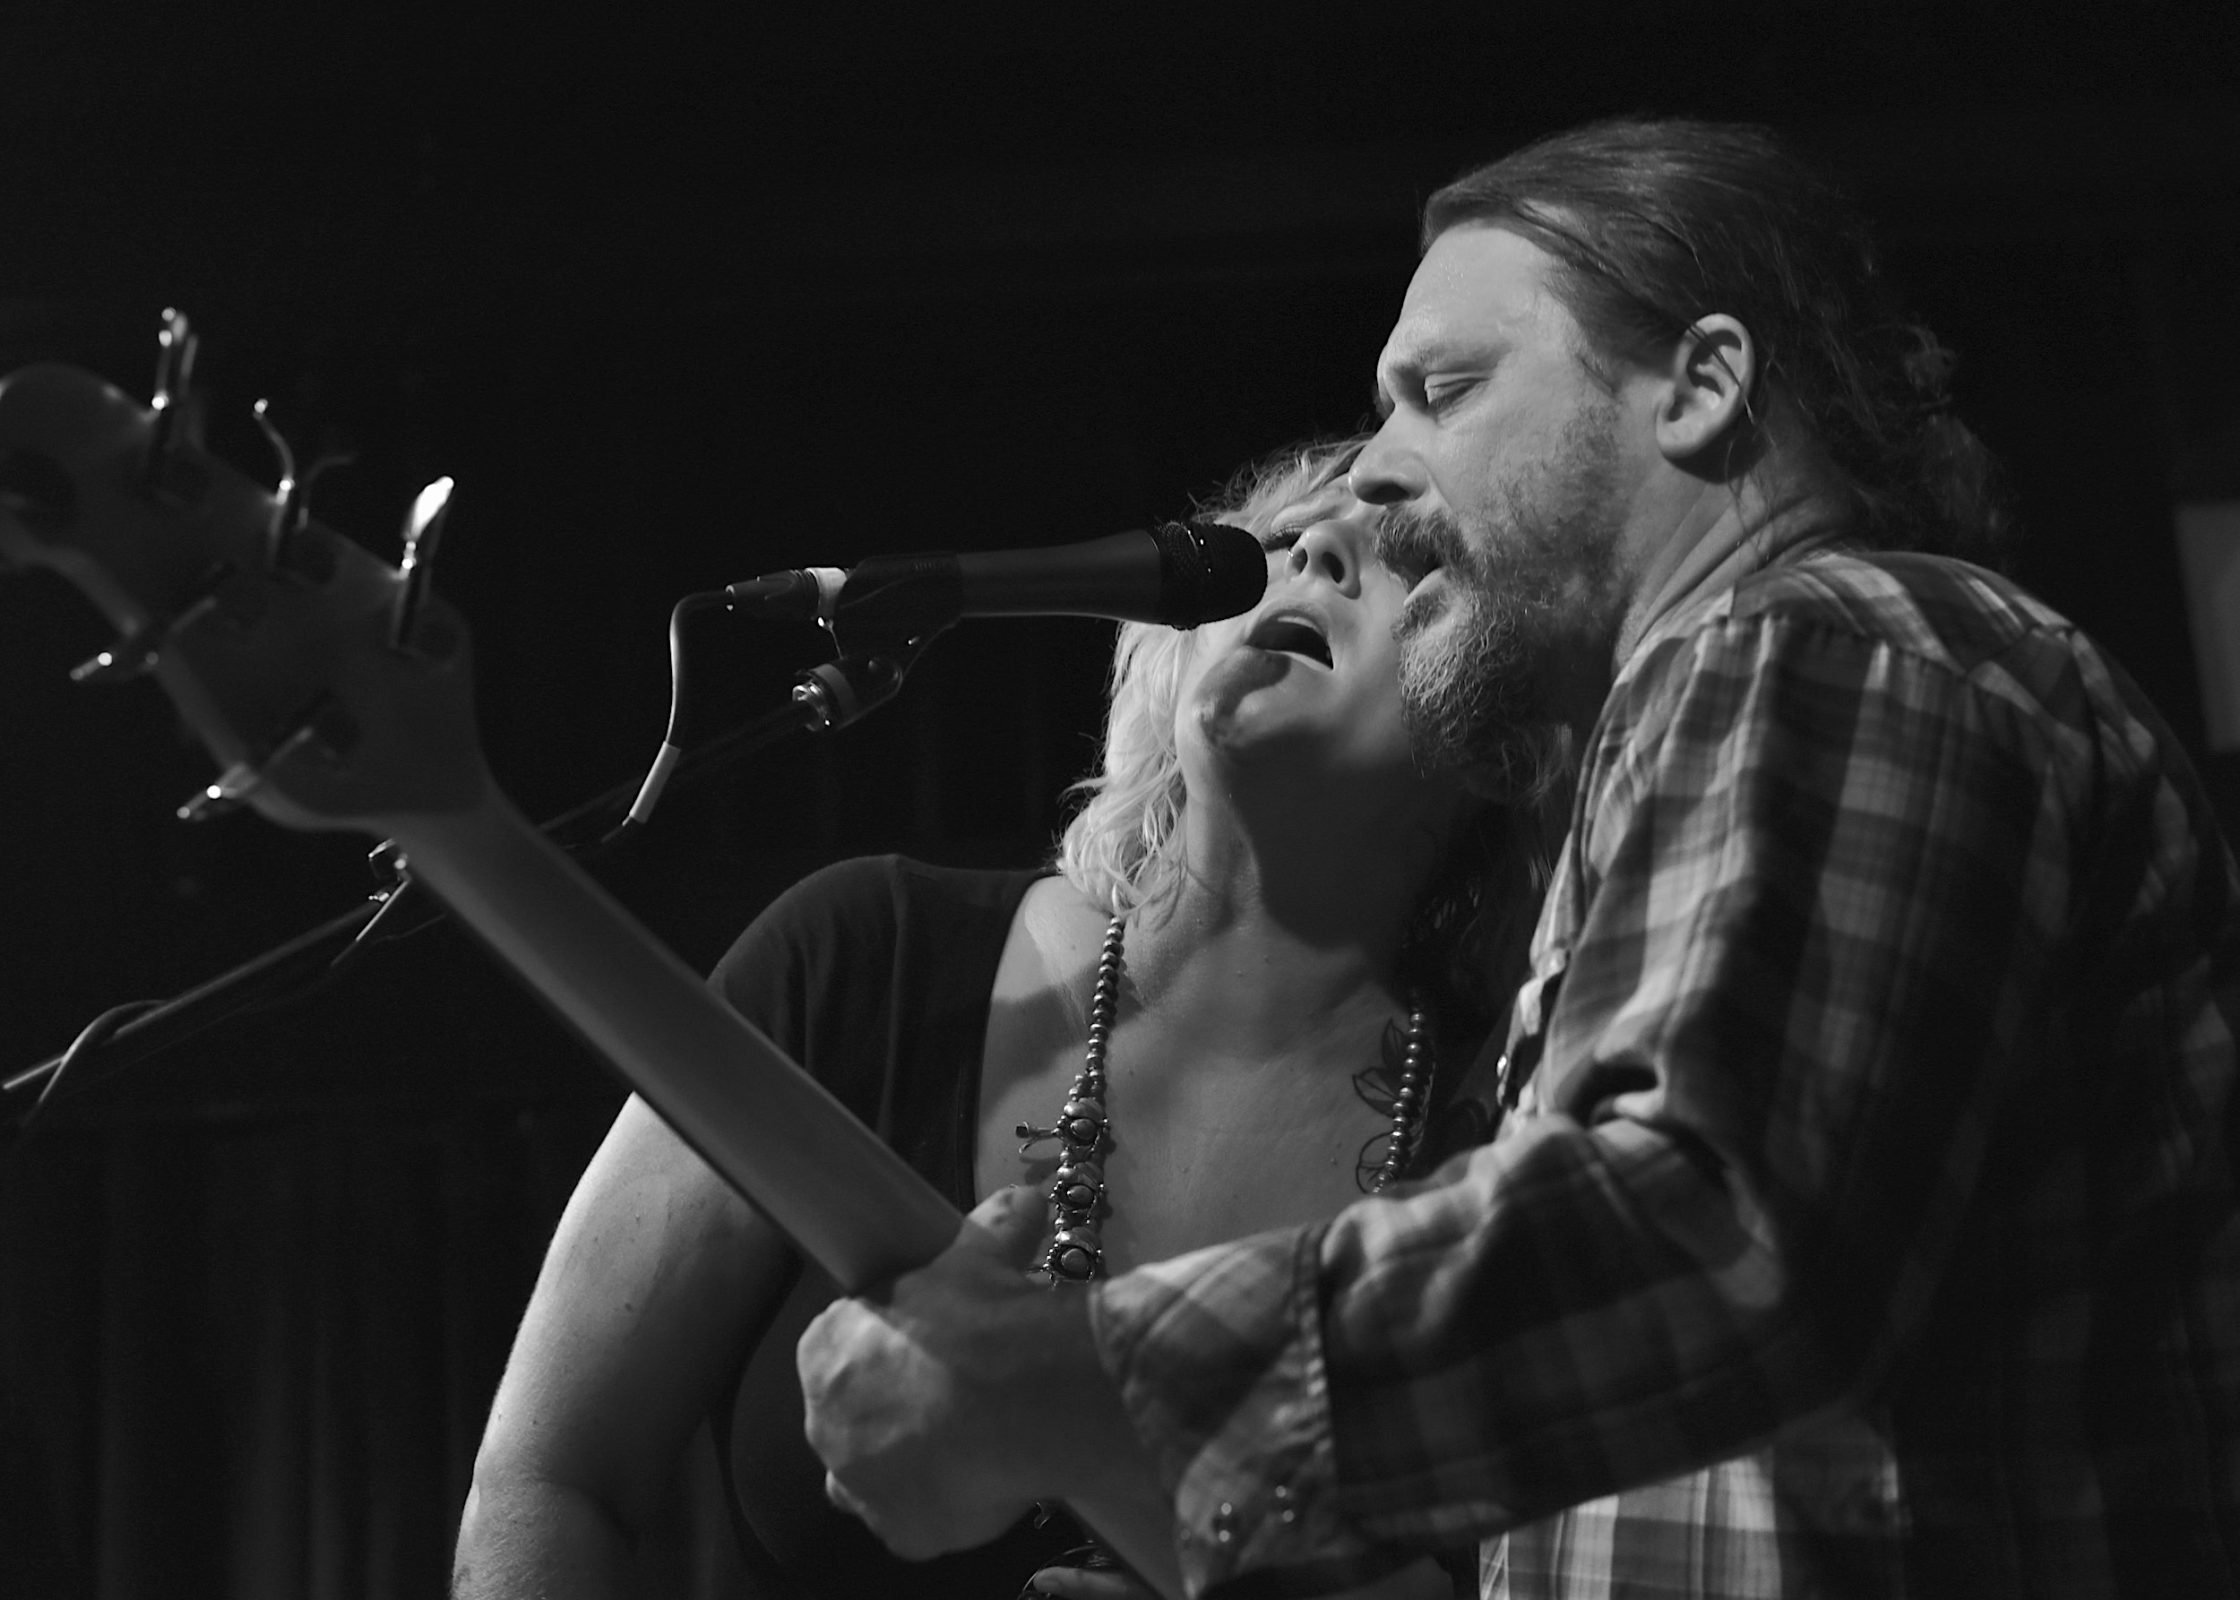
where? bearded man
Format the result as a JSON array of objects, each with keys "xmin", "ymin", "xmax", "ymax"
[{"xmin": 797, "ymin": 118, "xmax": 2240, "ymax": 1599}]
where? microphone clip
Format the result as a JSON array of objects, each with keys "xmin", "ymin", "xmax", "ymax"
[{"xmin": 791, "ymin": 638, "xmax": 925, "ymax": 731}]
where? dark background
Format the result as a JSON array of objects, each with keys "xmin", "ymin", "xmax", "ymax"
[{"xmin": 3, "ymin": 3, "xmax": 2238, "ymax": 1595}]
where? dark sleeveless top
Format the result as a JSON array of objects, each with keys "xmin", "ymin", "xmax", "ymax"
[{"xmin": 709, "ymin": 855, "xmax": 1086, "ymax": 1597}]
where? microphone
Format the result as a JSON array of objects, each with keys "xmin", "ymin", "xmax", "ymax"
[{"xmin": 723, "ymin": 521, "xmax": 1266, "ymax": 634}]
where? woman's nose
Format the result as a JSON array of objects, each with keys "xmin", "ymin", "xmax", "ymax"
[{"xmin": 1287, "ymin": 517, "xmax": 1364, "ymax": 595}]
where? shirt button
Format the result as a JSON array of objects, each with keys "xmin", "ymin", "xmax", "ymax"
[
  {"xmin": 1271, "ymin": 1483, "xmax": 1298, "ymax": 1525},
  {"xmin": 1212, "ymin": 1502, "xmax": 1241, "ymax": 1545}
]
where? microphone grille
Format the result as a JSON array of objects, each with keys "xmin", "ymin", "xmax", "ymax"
[{"xmin": 1152, "ymin": 520, "xmax": 1265, "ymax": 626}]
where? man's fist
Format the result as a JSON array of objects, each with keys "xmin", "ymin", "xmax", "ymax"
[{"xmin": 798, "ymin": 1185, "xmax": 1120, "ymax": 1558}]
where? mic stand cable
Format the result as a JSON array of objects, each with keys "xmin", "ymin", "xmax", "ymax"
[{"xmin": 602, "ymin": 589, "xmax": 936, "ymax": 847}]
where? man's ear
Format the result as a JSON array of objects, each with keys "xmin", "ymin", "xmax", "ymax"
[{"xmin": 1655, "ymin": 314, "xmax": 1755, "ymax": 463}]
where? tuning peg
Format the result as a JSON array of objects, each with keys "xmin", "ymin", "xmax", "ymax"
[
  {"xmin": 151, "ymin": 309, "xmax": 198, "ymax": 429},
  {"xmin": 389, "ymin": 475, "xmax": 454, "ymax": 654},
  {"xmin": 249, "ymin": 399, "xmax": 362, "ymax": 583},
  {"xmin": 71, "ymin": 560, "xmax": 249, "ymax": 685},
  {"xmin": 69, "ymin": 629, "xmax": 159, "ymax": 684},
  {"xmin": 79, "ymin": 559, "xmax": 272, "ymax": 690},
  {"xmin": 175, "ymin": 697, "xmax": 359, "ymax": 823},
  {"xmin": 142, "ymin": 308, "xmax": 206, "ymax": 498},
  {"xmin": 176, "ymin": 758, "xmax": 263, "ymax": 823},
  {"xmin": 250, "ymin": 398, "xmax": 302, "ymax": 569}
]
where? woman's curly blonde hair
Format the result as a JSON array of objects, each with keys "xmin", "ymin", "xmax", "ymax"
[{"xmin": 1052, "ymin": 436, "xmax": 1564, "ymax": 1034}]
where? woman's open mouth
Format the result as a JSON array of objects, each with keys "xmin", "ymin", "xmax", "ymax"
[{"xmin": 1245, "ymin": 613, "xmax": 1333, "ymax": 667}]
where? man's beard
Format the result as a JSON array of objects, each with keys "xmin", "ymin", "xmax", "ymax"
[{"xmin": 1375, "ymin": 398, "xmax": 1628, "ymax": 800}]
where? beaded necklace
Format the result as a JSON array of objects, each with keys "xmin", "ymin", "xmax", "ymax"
[{"xmin": 1015, "ymin": 914, "xmax": 1435, "ymax": 1283}]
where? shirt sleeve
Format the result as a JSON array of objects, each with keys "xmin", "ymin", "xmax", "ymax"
[{"xmin": 1090, "ymin": 605, "xmax": 2087, "ymax": 1596}]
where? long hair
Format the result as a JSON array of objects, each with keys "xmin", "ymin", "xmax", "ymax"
[
  {"xmin": 1053, "ymin": 437, "xmax": 1559, "ymax": 1035},
  {"xmin": 1425, "ymin": 116, "xmax": 2016, "ymax": 566}
]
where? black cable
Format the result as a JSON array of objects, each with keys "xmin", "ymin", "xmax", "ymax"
[
  {"xmin": 2, "ymin": 997, "xmax": 168, "ymax": 1174},
  {"xmin": 605, "ymin": 591, "xmax": 728, "ymax": 847}
]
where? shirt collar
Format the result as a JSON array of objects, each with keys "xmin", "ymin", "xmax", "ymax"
[{"xmin": 1613, "ymin": 490, "xmax": 1854, "ymax": 672}]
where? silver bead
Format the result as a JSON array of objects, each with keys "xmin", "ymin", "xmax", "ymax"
[{"xmin": 1049, "ymin": 1225, "xmax": 1102, "ymax": 1281}]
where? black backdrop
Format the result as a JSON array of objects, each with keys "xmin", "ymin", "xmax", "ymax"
[{"xmin": 3, "ymin": 4, "xmax": 2238, "ymax": 1596}]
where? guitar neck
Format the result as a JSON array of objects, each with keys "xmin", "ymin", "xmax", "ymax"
[{"xmin": 391, "ymin": 790, "xmax": 961, "ymax": 1291}]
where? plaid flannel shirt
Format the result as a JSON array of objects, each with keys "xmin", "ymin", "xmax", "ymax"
[{"xmin": 1090, "ymin": 545, "xmax": 2240, "ymax": 1599}]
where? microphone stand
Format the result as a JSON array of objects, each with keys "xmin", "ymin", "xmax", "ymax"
[{"xmin": 3, "ymin": 634, "xmax": 937, "ymax": 1131}]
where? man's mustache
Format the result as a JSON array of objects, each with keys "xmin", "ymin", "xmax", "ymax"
[{"xmin": 1373, "ymin": 506, "xmax": 1475, "ymax": 586}]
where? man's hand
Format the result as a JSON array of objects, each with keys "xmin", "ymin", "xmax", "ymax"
[{"xmin": 798, "ymin": 1185, "xmax": 1147, "ymax": 1561}]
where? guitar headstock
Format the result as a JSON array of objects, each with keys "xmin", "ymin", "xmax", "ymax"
[{"xmin": 0, "ymin": 341, "xmax": 489, "ymax": 835}]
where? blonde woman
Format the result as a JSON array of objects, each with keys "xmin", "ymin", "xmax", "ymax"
[{"xmin": 453, "ymin": 438, "xmax": 1562, "ymax": 1599}]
